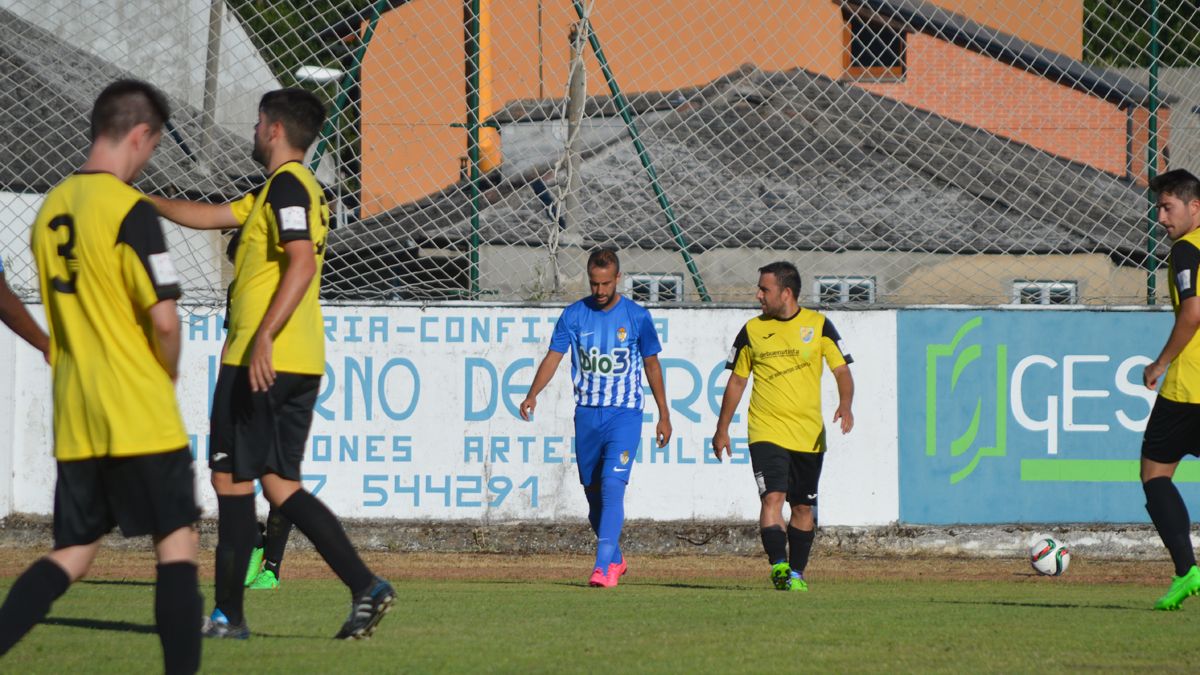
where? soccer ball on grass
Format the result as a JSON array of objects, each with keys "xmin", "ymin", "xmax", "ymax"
[{"xmin": 1029, "ymin": 537, "xmax": 1070, "ymax": 576}]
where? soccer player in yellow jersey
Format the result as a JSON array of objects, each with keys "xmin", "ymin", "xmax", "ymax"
[
  {"xmin": 0, "ymin": 80, "xmax": 201, "ymax": 673},
  {"xmin": 152, "ymin": 88, "xmax": 393, "ymax": 640},
  {"xmin": 712, "ymin": 261, "xmax": 854, "ymax": 592},
  {"xmin": 1140, "ymin": 169, "xmax": 1200, "ymax": 610}
]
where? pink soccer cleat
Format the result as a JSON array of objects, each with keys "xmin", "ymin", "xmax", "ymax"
[
  {"xmin": 608, "ymin": 559, "xmax": 628, "ymax": 579},
  {"xmin": 588, "ymin": 567, "xmax": 618, "ymax": 588}
]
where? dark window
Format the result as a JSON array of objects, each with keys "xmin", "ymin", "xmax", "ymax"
[
  {"xmin": 625, "ymin": 273, "xmax": 684, "ymax": 303},
  {"xmin": 849, "ymin": 16, "xmax": 905, "ymax": 69},
  {"xmin": 631, "ymin": 278, "xmax": 652, "ymax": 302},
  {"xmin": 844, "ymin": 11, "xmax": 906, "ymax": 79},
  {"xmin": 816, "ymin": 276, "xmax": 876, "ymax": 305}
]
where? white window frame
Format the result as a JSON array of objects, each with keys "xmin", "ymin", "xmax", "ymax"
[
  {"xmin": 624, "ymin": 273, "xmax": 684, "ymax": 303},
  {"xmin": 1012, "ymin": 280, "xmax": 1078, "ymax": 306},
  {"xmin": 815, "ymin": 276, "xmax": 876, "ymax": 305}
]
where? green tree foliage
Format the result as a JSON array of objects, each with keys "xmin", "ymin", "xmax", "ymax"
[
  {"xmin": 1084, "ymin": 0, "xmax": 1200, "ymax": 67},
  {"xmin": 226, "ymin": 0, "xmax": 372, "ymax": 88}
]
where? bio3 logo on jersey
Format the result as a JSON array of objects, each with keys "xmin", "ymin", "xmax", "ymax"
[{"xmin": 578, "ymin": 346, "xmax": 631, "ymax": 376}]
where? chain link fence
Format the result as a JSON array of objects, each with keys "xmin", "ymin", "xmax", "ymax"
[{"xmin": 1, "ymin": 0, "xmax": 1197, "ymax": 307}]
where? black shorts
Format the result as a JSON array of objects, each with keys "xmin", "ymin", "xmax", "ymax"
[
  {"xmin": 749, "ymin": 441, "xmax": 825, "ymax": 506},
  {"xmin": 54, "ymin": 448, "xmax": 199, "ymax": 549},
  {"xmin": 1142, "ymin": 396, "xmax": 1200, "ymax": 464},
  {"xmin": 210, "ymin": 365, "xmax": 320, "ymax": 482}
]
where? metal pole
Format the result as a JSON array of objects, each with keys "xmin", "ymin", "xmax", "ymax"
[
  {"xmin": 466, "ymin": 0, "xmax": 482, "ymax": 299},
  {"xmin": 537, "ymin": 0, "xmax": 545, "ymax": 100},
  {"xmin": 200, "ymin": 0, "xmax": 223, "ymax": 175},
  {"xmin": 1147, "ymin": 0, "xmax": 1160, "ymax": 305},
  {"xmin": 569, "ymin": 0, "xmax": 711, "ymax": 302}
]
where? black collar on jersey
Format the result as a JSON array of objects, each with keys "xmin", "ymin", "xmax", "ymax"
[
  {"xmin": 268, "ymin": 159, "xmax": 304, "ymax": 176},
  {"xmin": 763, "ymin": 307, "xmax": 803, "ymax": 322}
]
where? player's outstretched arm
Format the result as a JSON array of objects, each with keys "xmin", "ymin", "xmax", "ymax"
[
  {"xmin": 1145, "ymin": 296, "xmax": 1200, "ymax": 389},
  {"xmin": 712, "ymin": 373, "xmax": 748, "ymax": 460},
  {"xmin": 519, "ymin": 350, "xmax": 564, "ymax": 420},
  {"xmin": 149, "ymin": 195, "xmax": 240, "ymax": 231},
  {"xmin": 148, "ymin": 298, "xmax": 181, "ymax": 381},
  {"xmin": 643, "ymin": 354, "xmax": 672, "ymax": 447},
  {"xmin": 0, "ymin": 275, "xmax": 49, "ymax": 358},
  {"xmin": 831, "ymin": 364, "xmax": 854, "ymax": 434},
  {"xmin": 249, "ymin": 239, "xmax": 316, "ymax": 392}
]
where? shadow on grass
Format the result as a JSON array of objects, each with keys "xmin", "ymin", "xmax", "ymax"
[
  {"xmin": 454, "ymin": 579, "xmax": 757, "ymax": 592},
  {"xmin": 634, "ymin": 582, "xmax": 758, "ymax": 591},
  {"xmin": 42, "ymin": 617, "xmax": 156, "ymax": 634},
  {"xmin": 79, "ymin": 579, "xmax": 153, "ymax": 587},
  {"xmin": 44, "ymin": 616, "xmax": 321, "ymax": 640},
  {"xmin": 932, "ymin": 599, "xmax": 1141, "ymax": 612}
]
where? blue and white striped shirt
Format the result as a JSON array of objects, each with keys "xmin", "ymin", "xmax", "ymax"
[{"xmin": 549, "ymin": 295, "xmax": 662, "ymax": 409}]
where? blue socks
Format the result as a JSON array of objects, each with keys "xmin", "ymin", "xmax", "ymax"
[{"xmin": 590, "ymin": 477, "xmax": 627, "ymax": 570}]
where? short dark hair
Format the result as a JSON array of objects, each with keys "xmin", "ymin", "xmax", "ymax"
[
  {"xmin": 90, "ymin": 79, "xmax": 170, "ymax": 142},
  {"xmin": 758, "ymin": 261, "xmax": 801, "ymax": 298},
  {"xmin": 1150, "ymin": 169, "xmax": 1200, "ymax": 205},
  {"xmin": 587, "ymin": 248, "xmax": 620, "ymax": 273},
  {"xmin": 259, "ymin": 88, "xmax": 327, "ymax": 151}
]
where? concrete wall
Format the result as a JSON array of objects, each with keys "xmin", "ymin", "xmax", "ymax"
[
  {"xmin": 0, "ymin": 304, "xmax": 898, "ymax": 525},
  {"xmin": 479, "ymin": 245, "xmax": 1168, "ymax": 306},
  {"xmin": 0, "ymin": 303, "xmax": 1182, "ymax": 526}
]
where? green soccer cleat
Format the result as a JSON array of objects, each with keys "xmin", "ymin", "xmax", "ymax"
[
  {"xmin": 1154, "ymin": 565, "xmax": 1200, "ymax": 611},
  {"xmin": 770, "ymin": 562, "xmax": 791, "ymax": 591},
  {"xmin": 248, "ymin": 569, "xmax": 280, "ymax": 590},
  {"xmin": 788, "ymin": 571, "xmax": 808, "ymax": 592},
  {"xmin": 243, "ymin": 546, "xmax": 264, "ymax": 587}
]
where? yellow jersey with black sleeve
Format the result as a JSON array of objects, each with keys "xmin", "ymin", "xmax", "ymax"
[
  {"xmin": 1161, "ymin": 228, "xmax": 1200, "ymax": 403},
  {"xmin": 725, "ymin": 308, "xmax": 853, "ymax": 453},
  {"xmin": 223, "ymin": 161, "xmax": 329, "ymax": 375},
  {"xmin": 30, "ymin": 172, "xmax": 188, "ymax": 461}
]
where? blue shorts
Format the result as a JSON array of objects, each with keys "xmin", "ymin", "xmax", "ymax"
[{"xmin": 574, "ymin": 406, "xmax": 642, "ymax": 487}]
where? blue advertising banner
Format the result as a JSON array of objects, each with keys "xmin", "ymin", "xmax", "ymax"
[{"xmin": 898, "ymin": 309, "xmax": 1199, "ymax": 524}]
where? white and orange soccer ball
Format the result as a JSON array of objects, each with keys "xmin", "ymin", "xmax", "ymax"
[{"xmin": 1029, "ymin": 536, "xmax": 1071, "ymax": 576}]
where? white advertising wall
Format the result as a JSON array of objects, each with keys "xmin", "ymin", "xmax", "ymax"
[{"xmin": 0, "ymin": 305, "xmax": 899, "ymax": 525}]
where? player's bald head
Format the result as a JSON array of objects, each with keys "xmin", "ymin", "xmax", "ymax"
[{"xmin": 90, "ymin": 79, "xmax": 171, "ymax": 142}]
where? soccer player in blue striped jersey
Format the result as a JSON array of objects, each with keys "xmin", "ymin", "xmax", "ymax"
[{"xmin": 521, "ymin": 249, "xmax": 672, "ymax": 587}]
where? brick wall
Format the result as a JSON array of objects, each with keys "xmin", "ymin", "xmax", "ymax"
[{"xmin": 856, "ymin": 33, "xmax": 1167, "ymax": 180}]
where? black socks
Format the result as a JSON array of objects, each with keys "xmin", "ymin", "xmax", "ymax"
[
  {"xmin": 1145, "ymin": 477, "xmax": 1197, "ymax": 577},
  {"xmin": 156, "ymin": 562, "xmax": 201, "ymax": 674},
  {"xmin": 760, "ymin": 525, "xmax": 787, "ymax": 564},
  {"xmin": 214, "ymin": 494, "xmax": 257, "ymax": 625},
  {"xmin": 788, "ymin": 526, "xmax": 815, "ymax": 575},
  {"xmin": 262, "ymin": 508, "xmax": 293, "ymax": 578},
  {"xmin": 0, "ymin": 558, "xmax": 70, "ymax": 655},
  {"xmin": 278, "ymin": 490, "xmax": 374, "ymax": 595}
]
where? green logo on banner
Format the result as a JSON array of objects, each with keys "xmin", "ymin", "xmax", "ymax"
[{"xmin": 925, "ymin": 316, "xmax": 1008, "ymax": 484}]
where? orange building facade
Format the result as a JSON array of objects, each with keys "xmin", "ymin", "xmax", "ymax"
[{"xmin": 359, "ymin": 0, "xmax": 1157, "ymax": 216}]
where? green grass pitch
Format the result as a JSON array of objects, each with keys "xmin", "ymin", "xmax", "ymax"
[{"xmin": 3, "ymin": 553, "xmax": 1200, "ymax": 672}]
